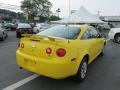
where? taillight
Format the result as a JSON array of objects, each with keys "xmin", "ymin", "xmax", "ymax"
[
  {"xmin": 16, "ymin": 29, "xmax": 20, "ymax": 32},
  {"xmin": 56, "ymin": 48, "xmax": 66, "ymax": 57},
  {"xmin": 18, "ymin": 43, "xmax": 24, "ymax": 48},
  {"xmin": 18, "ymin": 43, "xmax": 20, "ymax": 48},
  {"xmin": 28, "ymin": 29, "xmax": 32, "ymax": 32},
  {"xmin": 46, "ymin": 47, "xmax": 52, "ymax": 54},
  {"xmin": 21, "ymin": 43, "xmax": 24, "ymax": 48}
]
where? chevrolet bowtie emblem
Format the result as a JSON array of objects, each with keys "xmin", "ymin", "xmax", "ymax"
[{"xmin": 32, "ymin": 45, "xmax": 36, "ymax": 48}]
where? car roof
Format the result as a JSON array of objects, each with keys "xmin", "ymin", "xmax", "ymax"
[
  {"xmin": 111, "ymin": 28, "xmax": 120, "ymax": 30},
  {"xmin": 57, "ymin": 24, "xmax": 88, "ymax": 28},
  {"xmin": 18, "ymin": 23, "xmax": 31, "ymax": 28},
  {"xmin": 68, "ymin": 24, "xmax": 89, "ymax": 31},
  {"xmin": 18, "ymin": 23, "xmax": 30, "ymax": 25},
  {"xmin": 111, "ymin": 28, "xmax": 120, "ymax": 32}
]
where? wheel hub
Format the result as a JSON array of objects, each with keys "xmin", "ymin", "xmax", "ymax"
[
  {"xmin": 81, "ymin": 62, "xmax": 87, "ymax": 79},
  {"xmin": 117, "ymin": 36, "xmax": 120, "ymax": 43}
]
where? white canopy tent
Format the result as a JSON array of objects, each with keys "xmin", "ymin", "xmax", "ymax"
[{"xmin": 52, "ymin": 6, "xmax": 105, "ymax": 24}]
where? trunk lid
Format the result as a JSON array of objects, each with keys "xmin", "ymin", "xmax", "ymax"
[{"xmin": 19, "ymin": 34, "xmax": 66, "ymax": 59}]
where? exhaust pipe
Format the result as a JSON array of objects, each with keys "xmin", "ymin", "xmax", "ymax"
[{"xmin": 19, "ymin": 67, "xmax": 23, "ymax": 69}]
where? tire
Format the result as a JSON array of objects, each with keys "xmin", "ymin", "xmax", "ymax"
[
  {"xmin": 16, "ymin": 35, "xmax": 19, "ymax": 38},
  {"xmin": 115, "ymin": 34, "xmax": 120, "ymax": 44},
  {"xmin": 0, "ymin": 34, "xmax": 5, "ymax": 41},
  {"xmin": 5, "ymin": 34, "xmax": 8, "ymax": 38},
  {"xmin": 74, "ymin": 57, "xmax": 88, "ymax": 82},
  {"xmin": 100, "ymin": 46, "xmax": 105, "ymax": 56},
  {"xmin": 16, "ymin": 33, "xmax": 20, "ymax": 38}
]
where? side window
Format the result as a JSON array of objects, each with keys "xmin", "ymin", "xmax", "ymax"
[
  {"xmin": 89, "ymin": 27, "xmax": 99, "ymax": 38},
  {"xmin": 81, "ymin": 31, "xmax": 91, "ymax": 39}
]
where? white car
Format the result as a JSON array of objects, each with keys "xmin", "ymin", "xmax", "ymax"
[
  {"xmin": 99, "ymin": 23, "xmax": 110, "ymax": 30},
  {"xmin": 108, "ymin": 28, "xmax": 120, "ymax": 43},
  {"xmin": 33, "ymin": 24, "xmax": 41, "ymax": 33},
  {"xmin": 0, "ymin": 25, "xmax": 8, "ymax": 41},
  {"xmin": 33, "ymin": 23, "xmax": 50, "ymax": 33}
]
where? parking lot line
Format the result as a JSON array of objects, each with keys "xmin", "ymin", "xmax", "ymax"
[
  {"xmin": 0, "ymin": 45, "xmax": 17, "ymax": 48},
  {"xmin": 2, "ymin": 74, "xmax": 39, "ymax": 90}
]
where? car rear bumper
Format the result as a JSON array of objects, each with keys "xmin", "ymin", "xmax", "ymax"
[
  {"xmin": 16, "ymin": 50, "xmax": 78, "ymax": 79},
  {"xmin": 16, "ymin": 32, "xmax": 34, "ymax": 34}
]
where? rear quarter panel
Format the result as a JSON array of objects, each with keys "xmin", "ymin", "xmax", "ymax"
[{"xmin": 61, "ymin": 40, "xmax": 91, "ymax": 74}]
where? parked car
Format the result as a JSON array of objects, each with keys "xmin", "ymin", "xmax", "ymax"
[
  {"xmin": 108, "ymin": 28, "xmax": 120, "ymax": 43},
  {"xmin": 16, "ymin": 23, "xmax": 33, "ymax": 38},
  {"xmin": 4, "ymin": 23, "xmax": 17, "ymax": 31},
  {"xmin": 98, "ymin": 23, "xmax": 110, "ymax": 31},
  {"xmin": 40, "ymin": 23, "xmax": 50, "ymax": 29},
  {"xmin": 33, "ymin": 23, "xmax": 50, "ymax": 33},
  {"xmin": 16, "ymin": 25, "xmax": 106, "ymax": 81},
  {"xmin": 0, "ymin": 25, "xmax": 8, "ymax": 41},
  {"xmin": 33, "ymin": 23, "xmax": 41, "ymax": 34}
]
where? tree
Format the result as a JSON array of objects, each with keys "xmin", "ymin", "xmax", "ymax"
[
  {"xmin": 17, "ymin": 12, "xmax": 26, "ymax": 20},
  {"xmin": 49, "ymin": 15, "xmax": 60, "ymax": 21},
  {"xmin": 21, "ymin": 0, "xmax": 52, "ymax": 20}
]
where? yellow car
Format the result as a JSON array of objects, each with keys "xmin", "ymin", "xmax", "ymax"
[{"xmin": 16, "ymin": 25, "xmax": 106, "ymax": 81}]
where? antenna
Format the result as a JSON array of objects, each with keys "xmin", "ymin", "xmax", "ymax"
[
  {"xmin": 67, "ymin": 0, "xmax": 71, "ymax": 43},
  {"xmin": 69, "ymin": 0, "xmax": 71, "ymax": 16}
]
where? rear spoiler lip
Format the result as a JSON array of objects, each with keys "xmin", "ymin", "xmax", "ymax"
[
  {"xmin": 21, "ymin": 34, "xmax": 66, "ymax": 42},
  {"xmin": 21, "ymin": 34, "xmax": 36, "ymax": 37}
]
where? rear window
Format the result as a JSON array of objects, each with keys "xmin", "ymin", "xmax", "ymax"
[
  {"xmin": 38, "ymin": 25, "xmax": 80, "ymax": 39},
  {"xmin": 18, "ymin": 23, "xmax": 31, "ymax": 28}
]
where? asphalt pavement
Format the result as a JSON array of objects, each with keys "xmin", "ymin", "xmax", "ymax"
[{"xmin": 0, "ymin": 31, "xmax": 120, "ymax": 90}]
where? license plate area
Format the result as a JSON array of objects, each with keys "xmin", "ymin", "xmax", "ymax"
[{"xmin": 24, "ymin": 58, "xmax": 37, "ymax": 65}]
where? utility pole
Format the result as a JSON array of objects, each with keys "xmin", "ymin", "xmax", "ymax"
[{"xmin": 56, "ymin": 8, "xmax": 61, "ymax": 18}]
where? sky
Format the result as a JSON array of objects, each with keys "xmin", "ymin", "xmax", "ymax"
[{"xmin": 0, "ymin": 0, "xmax": 120, "ymax": 17}]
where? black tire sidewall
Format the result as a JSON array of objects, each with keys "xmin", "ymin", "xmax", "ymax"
[
  {"xmin": 100, "ymin": 46, "xmax": 105, "ymax": 56},
  {"xmin": 115, "ymin": 34, "xmax": 120, "ymax": 43},
  {"xmin": 16, "ymin": 33, "xmax": 21, "ymax": 38},
  {"xmin": 74, "ymin": 58, "xmax": 88, "ymax": 82},
  {"xmin": 5, "ymin": 34, "xmax": 8, "ymax": 38},
  {"xmin": 1, "ymin": 34, "xmax": 5, "ymax": 41}
]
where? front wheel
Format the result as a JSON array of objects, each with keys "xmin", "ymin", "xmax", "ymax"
[
  {"xmin": 74, "ymin": 58, "xmax": 88, "ymax": 82},
  {"xmin": 0, "ymin": 34, "xmax": 5, "ymax": 41},
  {"xmin": 100, "ymin": 46, "xmax": 105, "ymax": 56},
  {"xmin": 16, "ymin": 33, "xmax": 21, "ymax": 38},
  {"xmin": 5, "ymin": 33, "xmax": 8, "ymax": 38},
  {"xmin": 115, "ymin": 34, "xmax": 120, "ymax": 44}
]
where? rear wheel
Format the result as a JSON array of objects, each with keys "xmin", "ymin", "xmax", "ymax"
[
  {"xmin": 5, "ymin": 33, "xmax": 8, "ymax": 38},
  {"xmin": 16, "ymin": 33, "xmax": 21, "ymax": 38},
  {"xmin": 115, "ymin": 34, "xmax": 120, "ymax": 44},
  {"xmin": 74, "ymin": 58, "xmax": 88, "ymax": 82},
  {"xmin": 100, "ymin": 46, "xmax": 105, "ymax": 56},
  {"xmin": 0, "ymin": 33, "xmax": 5, "ymax": 41}
]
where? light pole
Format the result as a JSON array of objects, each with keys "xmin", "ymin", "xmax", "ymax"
[
  {"xmin": 69, "ymin": 0, "xmax": 71, "ymax": 16},
  {"xmin": 56, "ymin": 8, "xmax": 61, "ymax": 18},
  {"xmin": 68, "ymin": 0, "xmax": 71, "ymax": 23}
]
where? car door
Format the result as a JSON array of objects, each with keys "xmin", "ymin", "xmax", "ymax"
[
  {"xmin": 80, "ymin": 29, "xmax": 96, "ymax": 62},
  {"xmin": 88, "ymin": 27, "xmax": 103, "ymax": 57}
]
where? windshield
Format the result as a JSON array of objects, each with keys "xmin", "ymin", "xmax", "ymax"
[
  {"xmin": 38, "ymin": 25, "xmax": 80, "ymax": 39},
  {"xmin": 18, "ymin": 23, "xmax": 31, "ymax": 28}
]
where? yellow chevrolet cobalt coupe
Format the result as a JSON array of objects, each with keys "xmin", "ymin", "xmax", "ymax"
[{"xmin": 16, "ymin": 25, "xmax": 106, "ymax": 81}]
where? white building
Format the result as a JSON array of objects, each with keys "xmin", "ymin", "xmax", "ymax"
[{"xmin": 101, "ymin": 16, "xmax": 120, "ymax": 28}]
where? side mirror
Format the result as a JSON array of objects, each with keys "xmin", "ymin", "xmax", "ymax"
[{"xmin": 98, "ymin": 34, "xmax": 106, "ymax": 38}]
